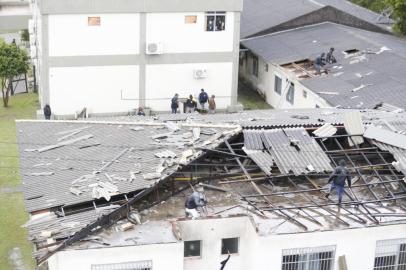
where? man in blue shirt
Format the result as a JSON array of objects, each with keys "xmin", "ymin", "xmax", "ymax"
[{"xmin": 185, "ymin": 185, "xmax": 207, "ymax": 219}]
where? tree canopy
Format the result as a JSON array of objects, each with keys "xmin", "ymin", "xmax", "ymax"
[
  {"xmin": 0, "ymin": 41, "xmax": 29, "ymax": 107},
  {"xmin": 352, "ymin": 0, "xmax": 406, "ymax": 36}
]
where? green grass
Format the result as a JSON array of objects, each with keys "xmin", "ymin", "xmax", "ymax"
[
  {"xmin": 238, "ymin": 82, "xmax": 272, "ymax": 110},
  {"xmin": 0, "ymin": 92, "xmax": 38, "ymax": 269}
]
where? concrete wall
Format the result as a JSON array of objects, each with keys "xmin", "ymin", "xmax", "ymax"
[
  {"xmin": 240, "ymin": 53, "xmax": 331, "ymax": 109},
  {"xmin": 146, "ymin": 12, "xmax": 234, "ymax": 53},
  {"xmin": 32, "ymin": 6, "xmax": 239, "ymax": 116},
  {"xmin": 48, "ymin": 14, "xmax": 140, "ymax": 56},
  {"xmin": 46, "ymin": 217, "xmax": 406, "ymax": 270},
  {"xmin": 47, "ymin": 242, "xmax": 183, "ymax": 270},
  {"xmin": 49, "ymin": 65, "xmax": 140, "ymax": 114},
  {"xmin": 145, "ymin": 62, "xmax": 233, "ymax": 111},
  {"xmin": 178, "ymin": 217, "xmax": 257, "ymax": 270}
]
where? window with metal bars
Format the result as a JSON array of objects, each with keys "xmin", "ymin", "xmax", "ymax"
[
  {"xmin": 91, "ymin": 260, "xmax": 152, "ymax": 270},
  {"xmin": 374, "ymin": 238, "xmax": 406, "ymax": 270},
  {"xmin": 281, "ymin": 246, "xmax": 335, "ymax": 270},
  {"xmin": 205, "ymin": 12, "xmax": 226, "ymax": 31}
]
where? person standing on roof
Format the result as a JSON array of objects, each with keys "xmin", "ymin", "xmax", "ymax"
[
  {"xmin": 208, "ymin": 95, "xmax": 216, "ymax": 114},
  {"xmin": 185, "ymin": 185, "xmax": 207, "ymax": 219},
  {"xmin": 314, "ymin": 53, "xmax": 326, "ymax": 75},
  {"xmin": 198, "ymin": 89, "xmax": 209, "ymax": 110},
  {"xmin": 171, "ymin": 93, "xmax": 179, "ymax": 114},
  {"xmin": 325, "ymin": 159, "xmax": 352, "ymax": 204},
  {"xmin": 185, "ymin": 94, "xmax": 196, "ymax": 113},
  {"xmin": 326, "ymin": 47, "xmax": 337, "ymax": 64},
  {"xmin": 43, "ymin": 104, "xmax": 51, "ymax": 120}
]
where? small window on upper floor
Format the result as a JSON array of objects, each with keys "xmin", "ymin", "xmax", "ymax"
[
  {"xmin": 185, "ymin": 15, "xmax": 197, "ymax": 24},
  {"xmin": 303, "ymin": 90, "xmax": 307, "ymax": 99},
  {"xmin": 316, "ymin": 104, "xmax": 320, "ymax": 108},
  {"xmin": 205, "ymin": 12, "xmax": 226, "ymax": 31},
  {"xmin": 184, "ymin": 240, "xmax": 201, "ymax": 258},
  {"xmin": 374, "ymin": 238, "xmax": 406, "ymax": 270},
  {"xmin": 221, "ymin": 238, "xmax": 239, "ymax": 255},
  {"xmin": 265, "ymin": 64, "xmax": 269, "ymax": 72},
  {"xmin": 274, "ymin": 75, "xmax": 282, "ymax": 95},
  {"xmin": 88, "ymin": 17, "xmax": 101, "ymax": 26},
  {"xmin": 286, "ymin": 83, "xmax": 295, "ymax": 105},
  {"xmin": 252, "ymin": 55, "xmax": 259, "ymax": 78}
]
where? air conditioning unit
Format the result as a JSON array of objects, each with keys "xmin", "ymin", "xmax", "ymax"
[
  {"xmin": 30, "ymin": 46, "xmax": 37, "ymax": 59},
  {"xmin": 28, "ymin": 19, "xmax": 35, "ymax": 34},
  {"xmin": 146, "ymin": 42, "xmax": 163, "ymax": 55},
  {"xmin": 193, "ymin": 69, "xmax": 208, "ymax": 79}
]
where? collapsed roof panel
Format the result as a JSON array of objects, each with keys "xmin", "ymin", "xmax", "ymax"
[
  {"xmin": 16, "ymin": 120, "xmax": 240, "ymax": 212},
  {"xmin": 243, "ymin": 128, "xmax": 333, "ymax": 175}
]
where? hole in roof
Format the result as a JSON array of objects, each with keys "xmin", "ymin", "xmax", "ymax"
[{"xmin": 344, "ymin": 49, "xmax": 359, "ymax": 54}]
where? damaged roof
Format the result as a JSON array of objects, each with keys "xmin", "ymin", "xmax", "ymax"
[
  {"xmin": 241, "ymin": 0, "xmax": 393, "ymax": 38},
  {"xmin": 17, "ymin": 120, "xmax": 240, "ymax": 212},
  {"xmin": 242, "ymin": 23, "xmax": 406, "ymax": 110}
]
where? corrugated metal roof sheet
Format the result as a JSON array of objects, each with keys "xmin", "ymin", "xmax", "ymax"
[
  {"xmin": 312, "ymin": 123, "xmax": 338, "ymax": 138},
  {"xmin": 372, "ymin": 141, "xmax": 406, "ymax": 175},
  {"xmin": 244, "ymin": 128, "xmax": 333, "ymax": 175},
  {"xmin": 17, "ymin": 121, "xmax": 239, "ymax": 212},
  {"xmin": 242, "ymin": 23, "xmax": 406, "ymax": 109},
  {"xmin": 243, "ymin": 148, "xmax": 274, "ymax": 176},
  {"xmin": 344, "ymin": 111, "xmax": 365, "ymax": 145}
]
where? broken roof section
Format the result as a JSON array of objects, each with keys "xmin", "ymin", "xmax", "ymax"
[
  {"xmin": 242, "ymin": 23, "xmax": 406, "ymax": 110},
  {"xmin": 16, "ymin": 120, "xmax": 240, "ymax": 213},
  {"xmin": 241, "ymin": 0, "xmax": 393, "ymax": 38}
]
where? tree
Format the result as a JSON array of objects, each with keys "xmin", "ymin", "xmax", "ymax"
[
  {"xmin": 0, "ymin": 41, "xmax": 29, "ymax": 107},
  {"xmin": 387, "ymin": 0, "xmax": 406, "ymax": 35}
]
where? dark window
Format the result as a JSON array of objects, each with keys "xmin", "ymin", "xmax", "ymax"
[
  {"xmin": 374, "ymin": 255, "xmax": 396, "ymax": 270},
  {"xmin": 286, "ymin": 83, "xmax": 295, "ymax": 104},
  {"xmin": 303, "ymin": 90, "xmax": 307, "ymax": 98},
  {"xmin": 184, "ymin": 240, "xmax": 201, "ymax": 257},
  {"xmin": 205, "ymin": 12, "xmax": 226, "ymax": 31},
  {"xmin": 252, "ymin": 56, "xmax": 258, "ymax": 77},
  {"xmin": 316, "ymin": 104, "xmax": 320, "ymax": 108},
  {"xmin": 265, "ymin": 64, "xmax": 269, "ymax": 72},
  {"xmin": 221, "ymin": 238, "xmax": 239, "ymax": 255},
  {"xmin": 274, "ymin": 75, "xmax": 282, "ymax": 95}
]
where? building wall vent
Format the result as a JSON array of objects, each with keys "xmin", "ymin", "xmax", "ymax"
[
  {"xmin": 193, "ymin": 69, "xmax": 208, "ymax": 79},
  {"xmin": 146, "ymin": 42, "xmax": 163, "ymax": 55}
]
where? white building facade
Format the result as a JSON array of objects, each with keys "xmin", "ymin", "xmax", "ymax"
[
  {"xmin": 30, "ymin": 0, "xmax": 243, "ymax": 117},
  {"xmin": 46, "ymin": 216, "xmax": 406, "ymax": 270},
  {"xmin": 239, "ymin": 53, "xmax": 331, "ymax": 109}
]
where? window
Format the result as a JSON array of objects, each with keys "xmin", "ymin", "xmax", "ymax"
[
  {"xmin": 185, "ymin": 15, "xmax": 197, "ymax": 24},
  {"xmin": 88, "ymin": 17, "xmax": 101, "ymax": 26},
  {"xmin": 184, "ymin": 240, "xmax": 201, "ymax": 258},
  {"xmin": 374, "ymin": 238, "xmax": 406, "ymax": 270},
  {"xmin": 315, "ymin": 104, "xmax": 320, "ymax": 108},
  {"xmin": 91, "ymin": 260, "xmax": 152, "ymax": 270},
  {"xmin": 265, "ymin": 64, "xmax": 269, "ymax": 72},
  {"xmin": 282, "ymin": 246, "xmax": 336, "ymax": 270},
  {"xmin": 303, "ymin": 90, "xmax": 307, "ymax": 99},
  {"xmin": 252, "ymin": 56, "xmax": 258, "ymax": 77},
  {"xmin": 274, "ymin": 75, "xmax": 282, "ymax": 95},
  {"xmin": 221, "ymin": 238, "xmax": 239, "ymax": 255},
  {"xmin": 286, "ymin": 83, "xmax": 295, "ymax": 105},
  {"xmin": 205, "ymin": 12, "xmax": 226, "ymax": 31}
]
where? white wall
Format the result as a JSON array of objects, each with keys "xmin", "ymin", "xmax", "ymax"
[
  {"xmin": 255, "ymin": 223, "xmax": 406, "ymax": 270},
  {"xmin": 145, "ymin": 62, "xmax": 233, "ymax": 111},
  {"xmin": 49, "ymin": 65, "xmax": 140, "ymax": 115},
  {"xmin": 240, "ymin": 53, "xmax": 331, "ymax": 109},
  {"xmin": 178, "ymin": 217, "xmax": 257, "ymax": 270},
  {"xmin": 48, "ymin": 14, "xmax": 140, "ymax": 56},
  {"xmin": 48, "ymin": 242, "xmax": 183, "ymax": 270},
  {"xmin": 146, "ymin": 12, "xmax": 234, "ymax": 54}
]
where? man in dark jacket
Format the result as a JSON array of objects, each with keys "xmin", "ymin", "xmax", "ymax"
[
  {"xmin": 198, "ymin": 89, "xmax": 208, "ymax": 110},
  {"xmin": 325, "ymin": 160, "xmax": 352, "ymax": 204},
  {"xmin": 185, "ymin": 94, "xmax": 196, "ymax": 113},
  {"xmin": 171, "ymin": 93, "xmax": 179, "ymax": 114},
  {"xmin": 43, "ymin": 104, "xmax": 51, "ymax": 120},
  {"xmin": 185, "ymin": 185, "xmax": 207, "ymax": 219}
]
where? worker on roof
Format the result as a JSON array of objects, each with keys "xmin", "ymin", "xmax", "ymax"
[
  {"xmin": 326, "ymin": 47, "xmax": 337, "ymax": 64},
  {"xmin": 314, "ymin": 53, "xmax": 326, "ymax": 75},
  {"xmin": 325, "ymin": 159, "xmax": 352, "ymax": 205},
  {"xmin": 185, "ymin": 185, "xmax": 207, "ymax": 219}
]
